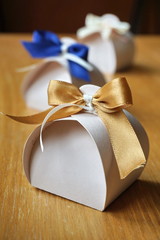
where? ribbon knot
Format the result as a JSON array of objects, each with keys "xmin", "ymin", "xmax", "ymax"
[
  {"xmin": 83, "ymin": 94, "xmax": 94, "ymax": 111},
  {"xmin": 3, "ymin": 77, "xmax": 146, "ymax": 179},
  {"xmin": 21, "ymin": 30, "xmax": 93, "ymax": 82}
]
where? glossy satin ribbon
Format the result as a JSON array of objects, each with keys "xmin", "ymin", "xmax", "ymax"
[
  {"xmin": 2, "ymin": 77, "xmax": 146, "ymax": 179},
  {"xmin": 21, "ymin": 30, "xmax": 92, "ymax": 82},
  {"xmin": 77, "ymin": 13, "xmax": 130, "ymax": 40}
]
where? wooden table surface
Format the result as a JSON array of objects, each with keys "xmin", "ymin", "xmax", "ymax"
[{"xmin": 0, "ymin": 34, "xmax": 160, "ymax": 240}]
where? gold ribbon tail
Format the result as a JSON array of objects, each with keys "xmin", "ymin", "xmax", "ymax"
[
  {"xmin": 0, "ymin": 104, "xmax": 82, "ymax": 125},
  {"xmin": 97, "ymin": 109, "xmax": 146, "ymax": 179},
  {"xmin": 0, "ymin": 108, "xmax": 53, "ymax": 124}
]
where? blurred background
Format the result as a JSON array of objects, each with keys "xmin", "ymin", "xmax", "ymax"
[{"xmin": 0, "ymin": 0, "xmax": 159, "ymax": 34}]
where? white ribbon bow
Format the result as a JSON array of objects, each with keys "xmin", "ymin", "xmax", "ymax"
[{"xmin": 77, "ymin": 13, "xmax": 130, "ymax": 40}]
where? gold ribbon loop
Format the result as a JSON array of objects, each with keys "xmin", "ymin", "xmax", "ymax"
[
  {"xmin": 93, "ymin": 77, "xmax": 132, "ymax": 112},
  {"xmin": 48, "ymin": 80, "xmax": 84, "ymax": 106},
  {"xmin": 1, "ymin": 77, "xmax": 146, "ymax": 179}
]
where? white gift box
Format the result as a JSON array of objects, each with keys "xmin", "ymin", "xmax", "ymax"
[
  {"xmin": 23, "ymin": 85, "xmax": 149, "ymax": 211},
  {"xmin": 77, "ymin": 14, "xmax": 135, "ymax": 74},
  {"xmin": 79, "ymin": 32, "xmax": 135, "ymax": 74},
  {"xmin": 21, "ymin": 37, "xmax": 106, "ymax": 111}
]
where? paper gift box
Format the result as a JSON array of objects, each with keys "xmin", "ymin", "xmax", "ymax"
[
  {"xmin": 77, "ymin": 14, "xmax": 135, "ymax": 74},
  {"xmin": 22, "ymin": 84, "xmax": 149, "ymax": 211},
  {"xmin": 20, "ymin": 32, "xmax": 106, "ymax": 111}
]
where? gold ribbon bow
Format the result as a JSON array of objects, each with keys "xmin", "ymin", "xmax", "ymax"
[{"xmin": 4, "ymin": 77, "xmax": 146, "ymax": 179}]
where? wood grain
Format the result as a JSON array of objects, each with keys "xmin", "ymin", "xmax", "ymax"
[{"xmin": 0, "ymin": 34, "xmax": 160, "ymax": 240}]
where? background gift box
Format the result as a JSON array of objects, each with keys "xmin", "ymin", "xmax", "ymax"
[
  {"xmin": 20, "ymin": 31, "xmax": 106, "ymax": 111},
  {"xmin": 77, "ymin": 14, "xmax": 135, "ymax": 74}
]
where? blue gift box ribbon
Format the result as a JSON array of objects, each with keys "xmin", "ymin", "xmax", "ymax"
[{"xmin": 22, "ymin": 30, "xmax": 92, "ymax": 82}]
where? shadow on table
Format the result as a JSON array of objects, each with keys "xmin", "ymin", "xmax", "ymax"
[
  {"xmin": 107, "ymin": 179, "xmax": 160, "ymax": 212},
  {"xmin": 117, "ymin": 64, "xmax": 160, "ymax": 75}
]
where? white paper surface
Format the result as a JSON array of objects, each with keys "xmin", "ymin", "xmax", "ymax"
[{"xmin": 80, "ymin": 32, "xmax": 135, "ymax": 74}]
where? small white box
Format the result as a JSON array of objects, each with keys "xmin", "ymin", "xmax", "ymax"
[{"xmin": 23, "ymin": 85, "xmax": 149, "ymax": 211}]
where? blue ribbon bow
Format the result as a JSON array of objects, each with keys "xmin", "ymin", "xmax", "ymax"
[{"xmin": 22, "ymin": 30, "xmax": 91, "ymax": 82}]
